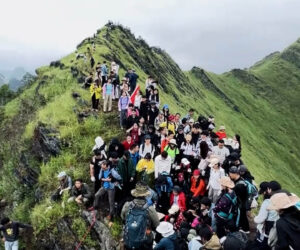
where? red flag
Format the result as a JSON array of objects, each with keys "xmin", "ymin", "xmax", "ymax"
[{"xmin": 130, "ymin": 85, "xmax": 140, "ymax": 104}]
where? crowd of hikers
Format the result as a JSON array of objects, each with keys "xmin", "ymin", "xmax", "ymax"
[{"xmin": 1, "ymin": 52, "xmax": 300, "ymax": 250}]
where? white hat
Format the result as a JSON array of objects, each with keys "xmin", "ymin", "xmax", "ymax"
[
  {"xmin": 189, "ymin": 118, "xmax": 195, "ymax": 123},
  {"xmin": 169, "ymin": 139, "xmax": 177, "ymax": 146},
  {"xmin": 156, "ymin": 222, "xmax": 175, "ymax": 237},
  {"xmin": 168, "ymin": 205, "xmax": 180, "ymax": 215},
  {"xmin": 209, "ymin": 158, "xmax": 219, "ymax": 167},
  {"xmin": 219, "ymin": 125, "xmax": 226, "ymax": 130},
  {"xmin": 93, "ymin": 136, "xmax": 104, "ymax": 150},
  {"xmin": 57, "ymin": 171, "xmax": 67, "ymax": 178},
  {"xmin": 181, "ymin": 158, "xmax": 190, "ymax": 166}
]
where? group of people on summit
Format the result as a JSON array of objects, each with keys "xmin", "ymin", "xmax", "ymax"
[{"xmin": 1, "ymin": 48, "xmax": 299, "ymax": 250}]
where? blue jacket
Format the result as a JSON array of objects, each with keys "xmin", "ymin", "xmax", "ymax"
[
  {"xmin": 154, "ymin": 233, "xmax": 177, "ymax": 250},
  {"xmin": 98, "ymin": 167, "xmax": 122, "ymax": 189},
  {"xmin": 130, "ymin": 151, "xmax": 139, "ymax": 167}
]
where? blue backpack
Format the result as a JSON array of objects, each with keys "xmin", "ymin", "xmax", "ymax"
[
  {"xmin": 124, "ymin": 202, "xmax": 149, "ymax": 248},
  {"xmin": 237, "ymin": 179, "xmax": 258, "ymax": 209},
  {"xmin": 218, "ymin": 193, "xmax": 240, "ymax": 227}
]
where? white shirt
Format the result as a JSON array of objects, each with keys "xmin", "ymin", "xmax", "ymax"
[
  {"xmin": 139, "ymin": 143, "xmax": 155, "ymax": 158},
  {"xmin": 208, "ymin": 167, "xmax": 225, "ymax": 190},
  {"xmin": 154, "ymin": 155, "xmax": 172, "ymax": 178},
  {"xmin": 180, "ymin": 142, "xmax": 196, "ymax": 156},
  {"xmin": 212, "ymin": 146, "xmax": 230, "ymax": 164},
  {"xmin": 134, "ymin": 95, "xmax": 142, "ymax": 108}
]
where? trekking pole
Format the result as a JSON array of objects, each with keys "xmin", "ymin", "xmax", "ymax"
[{"xmin": 75, "ymin": 209, "xmax": 97, "ymax": 250}]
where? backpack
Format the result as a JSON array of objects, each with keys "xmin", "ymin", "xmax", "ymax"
[
  {"xmin": 174, "ymin": 237, "xmax": 188, "ymax": 250},
  {"xmin": 237, "ymin": 179, "xmax": 258, "ymax": 210},
  {"xmin": 218, "ymin": 194, "xmax": 240, "ymax": 227},
  {"xmin": 124, "ymin": 202, "xmax": 149, "ymax": 249},
  {"xmin": 155, "ymin": 172, "xmax": 173, "ymax": 193}
]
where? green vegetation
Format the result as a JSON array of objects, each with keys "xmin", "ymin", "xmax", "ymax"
[{"xmin": 0, "ymin": 23, "xmax": 299, "ymax": 248}]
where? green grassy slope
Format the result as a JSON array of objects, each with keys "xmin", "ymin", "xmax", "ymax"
[{"xmin": 0, "ymin": 23, "xmax": 299, "ymax": 248}]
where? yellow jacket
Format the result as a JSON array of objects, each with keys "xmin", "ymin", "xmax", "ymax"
[
  {"xmin": 159, "ymin": 121, "xmax": 175, "ymax": 134},
  {"xmin": 136, "ymin": 159, "xmax": 155, "ymax": 174},
  {"xmin": 90, "ymin": 83, "xmax": 101, "ymax": 99}
]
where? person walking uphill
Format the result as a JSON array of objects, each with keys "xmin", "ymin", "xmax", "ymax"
[
  {"xmin": 102, "ymin": 78, "xmax": 114, "ymax": 112},
  {"xmin": 90, "ymin": 80, "xmax": 101, "ymax": 111},
  {"xmin": 0, "ymin": 218, "xmax": 32, "ymax": 250},
  {"xmin": 118, "ymin": 91, "xmax": 130, "ymax": 129},
  {"xmin": 121, "ymin": 182, "xmax": 160, "ymax": 250},
  {"xmin": 94, "ymin": 160, "xmax": 122, "ymax": 221}
]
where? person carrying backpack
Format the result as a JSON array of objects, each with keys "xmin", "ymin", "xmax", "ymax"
[
  {"xmin": 155, "ymin": 171, "xmax": 173, "ymax": 214},
  {"xmin": 154, "ymin": 221, "xmax": 178, "ymax": 250},
  {"xmin": 213, "ymin": 176, "xmax": 239, "ymax": 238},
  {"xmin": 121, "ymin": 182, "xmax": 159, "ymax": 250},
  {"xmin": 267, "ymin": 192, "xmax": 300, "ymax": 250}
]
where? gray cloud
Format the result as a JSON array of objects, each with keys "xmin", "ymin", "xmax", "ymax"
[{"xmin": 0, "ymin": 0, "xmax": 299, "ymax": 73}]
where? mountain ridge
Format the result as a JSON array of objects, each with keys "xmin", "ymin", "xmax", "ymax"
[{"xmin": 0, "ymin": 23, "xmax": 299, "ymax": 249}]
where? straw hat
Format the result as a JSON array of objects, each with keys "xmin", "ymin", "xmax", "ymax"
[
  {"xmin": 168, "ymin": 205, "xmax": 180, "ymax": 215},
  {"xmin": 209, "ymin": 158, "xmax": 219, "ymax": 167},
  {"xmin": 268, "ymin": 193, "xmax": 300, "ymax": 210},
  {"xmin": 131, "ymin": 183, "xmax": 151, "ymax": 197},
  {"xmin": 156, "ymin": 222, "xmax": 175, "ymax": 237},
  {"xmin": 219, "ymin": 176, "xmax": 235, "ymax": 189}
]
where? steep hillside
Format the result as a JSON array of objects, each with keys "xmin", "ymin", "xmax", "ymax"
[{"xmin": 0, "ymin": 23, "xmax": 299, "ymax": 249}]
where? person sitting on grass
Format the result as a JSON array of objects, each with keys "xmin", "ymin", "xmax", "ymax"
[{"xmin": 51, "ymin": 171, "xmax": 72, "ymax": 201}]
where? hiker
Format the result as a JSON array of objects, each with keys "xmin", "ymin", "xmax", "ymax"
[
  {"xmin": 117, "ymin": 151, "xmax": 136, "ymax": 198},
  {"xmin": 180, "ymin": 134, "xmax": 196, "ymax": 163},
  {"xmin": 239, "ymin": 165, "xmax": 254, "ymax": 184},
  {"xmin": 155, "ymin": 112, "xmax": 165, "ymax": 131},
  {"xmin": 184, "ymin": 119, "xmax": 194, "ymax": 134},
  {"xmin": 190, "ymin": 169, "xmax": 206, "ymax": 198},
  {"xmin": 170, "ymin": 185, "xmax": 187, "ymax": 212},
  {"xmin": 0, "ymin": 217, "xmax": 32, "ymax": 250},
  {"xmin": 154, "ymin": 151, "xmax": 172, "ymax": 179},
  {"xmin": 122, "ymin": 134, "xmax": 134, "ymax": 151},
  {"xmin": 228, "ymin": 166, "xmax": 250, "ymax": 233},
  {"xmin": 190, "ymin": 197, "xmax": 212, "ymax": 229},
  {"xmin": 221, "ymin": 219, "xmax": 248, "ymax": 250},
  {"xmin": 101, "ymin": 61, "xmax": 108, "ymax": 85},
  {"xmin": 196, "ymin": 130, "xmax": 213, "ymax": 151},
  {"xmin": 198, "ymin": 141, "xmax": 210, "ymax": 176},
  {"xmin": 108, "ymin": 138, "xmax": 124, "ymax": 158},
  {"xmin": 207, "ymin": 158, "xmax": 225, "ymax": 204},
  {"xmin": 154, "ymin": 221, "xmax": 177, "ymax": 250},
  {"xmin": 136, "ymin": 153, "xmax": 155, "ymax": 187},
  {"xmin": 68, "ymin": 179, "xmax": 92, "ymax": 206},
  {"xmin": 184, "ymin": 108, "xmax": 195, "ymax": 121},
  {"xmin": 147, "ymin": 125, "xmax": 160, "ymax": 148},
  {"xmin": 222, "ymin": 152, "xmax": 243, "ymax": 174},
  {"xmin": 148, "ymin": 101, "xmax": 159, "ymax": 126},
  {"xmin": 129, "ymin": 144, "xmax": 139, "ymax": 167},
  {"xmin": 51, "ymin": 171, "xmax": 72, "ymax": 201},
  {"xmin": 213, "ymin": 176, "xmax": 237, "ymax": 238},
  {"xmin": 126, "ymin": 108, "xmax": 139, "ymax": 129},
  {"xmin": 161, "ymin": 131, "xmax": 174, "ymax": 153},
  {"xmin": 127, "ymin": 103, "xmax": 140, "ymax": 117},
  {"xmin": 120, "ymin": 77, "xmax": 129, "ymax": 93},
  {"xmin": 175, "ymin": 125, "xmax": 185, "ymax": 152},
  {"xmin": 94, "ymin": 160, "xmax": 122, "ymax": 220},
  {"xmin": 164, "ymin": 139, "xmax": 180, "ymax": 164},
  {"xmin": 155, "ymin": 171, "xmax": 174, "ymax": 214},
  {"xmin": 191, "ymin": 123, "xmax": 201, "ymax": 146},
  {"xmin": 111, "ymin": 61, "xmax": 119, "ymax": 74},
  {"xmin": 216, "ymin": 126, "xmax": 227, "ymax": 140},
  {"xmin": 149, "ymin": 88, "xmax": 160, "ymax": 108},
  {"xmin": 84, "ymin": 72, "xmax": 94, "ymax": 88},
  {"xmin": 139, "ymin": 135, "xmax": 155, "ymax": 159},
  {"xmin": 174, "ymin": 113, "xmax": 181, "ymax": 129},
  {"xmin": 253, "ymin": 182, "xmax": 279, "ymax": 249},
  {"xmin": 267, "ymin": 192, "xmax": 300, "ymax": 250},
  {"xmin": 90, "ymin": 80, "xmax": 101, "ymax": 111},
  {"xmin": 127, "ymin": 123, "xmax": 141, "ymax": 144},
  {"xmin": 160, "ymin": 115, "xmax": 176, "ymax": 134},
  {"xmin": 121, "ymin": 182, "xmax": 160, "ymax": 250},
  {"xmin": 96, "ymin": 62, "xmax": 102, "ymax": 79},
  {"xmin": 109, "ymin": 152, "xmax": 120, "ymax": 169},
  {"xmin": 110, "ymin": 70, "xmax": 120, "ymax": 99},
  {"xmin": 212, "ymin": 139, "xmax": 230, "ymax": 164},
  {"xmin": 102, "ymin": 78, "xmax": 114, "ymax": 112},
  {"xmin": 128, "ymin": 69, "xmax": 139, "ymax": 94},
  {"xmin": 118, "ymin": 91, "xmax": 130, "ymax": 129}
]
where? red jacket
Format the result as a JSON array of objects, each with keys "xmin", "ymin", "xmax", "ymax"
[
  {"xmin": 190, "ymin": 177, "xmax": 206, "ymax": 197},
  {"xmin": 122, "ymin": 140, "xmax": 134, "ymax": 151},
  {"xmin": 170, "ymin": 192, "xmax": 187, "ymax": 212},
  {"xmin": 216, "ymin": 131, "xmax": 227, "ymax": 140}
]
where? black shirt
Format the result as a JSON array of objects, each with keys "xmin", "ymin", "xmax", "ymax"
[{"xmin": 0, "ymin": 222, "xmax": 31, "ymax": 242}]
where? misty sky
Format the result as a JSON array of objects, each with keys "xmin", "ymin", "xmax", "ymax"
[{"xmin": 0, "ymin": 0, "xmax": 300, "ymax": 73}]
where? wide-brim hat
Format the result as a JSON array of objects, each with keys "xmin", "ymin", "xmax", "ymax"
[
  {"xmin": 156, "ymin": 222, "xmax": 175, "ymax": 237},
  {"xmin": 219, "ymin": 176, "xmax": 235, "ymax": 189},
  {"xmin": 209, "ymin": 158, "xmax": 219, "ymax": 167},
  {"xmin": 131, "ymin": 184, "xmax": 151, "ymax": 197},
  {"xmin": 268, "ymin": 193, "xmax": 300, "ymax": 210},
  {"xmin": 168, "ymin": 205, "xmax": 180, "ymax": 215},
  {"xmin": 169, "ymin": 139, "xmax": 177, "ymax": 146},
  {"xmin": 219, "ymin": 125, "xmax": 226, "ymax": 130}
]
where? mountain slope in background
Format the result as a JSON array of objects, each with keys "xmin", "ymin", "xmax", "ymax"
[
  {"xmin": 0, "ymin": 67, "xmax": 27, "ymax": 90},
  {"xmin": 0, "ymin": 23, "xmax": 299, "ymax": 249}
]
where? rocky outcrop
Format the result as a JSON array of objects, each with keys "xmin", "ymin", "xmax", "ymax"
[{"xmin": 32, "ymin": 123, "xmax": 61, "ymax": 162}]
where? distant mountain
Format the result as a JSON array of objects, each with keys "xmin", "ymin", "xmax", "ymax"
[{"xmin": 0, "ymin": 67, "xmax": 27, "ymax": 90}]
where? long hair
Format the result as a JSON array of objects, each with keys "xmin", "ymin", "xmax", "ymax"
[
  {"xmin": 200, "ymin": 141, "xmax": 209, "ymax": 159},
  {"xmin": 235, "ymin": 134, "xmax": 241, "ymax": 151}
]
